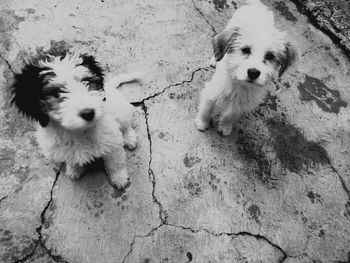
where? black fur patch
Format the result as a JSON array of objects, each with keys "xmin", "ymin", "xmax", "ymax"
[
  {"xmin": 11, "ymin": 62, "xmax": 50, "ymax": 127},
  {"xmin": 277, "ymin": 42, "xmax": 297, "ymax": 78},
  {"xmin": 212, "ymin": 28, "xmax": 240, "ymax": 61},
  {"xmin": 80, "ymin": 54, "xmax": 104, "ymax": 90}
]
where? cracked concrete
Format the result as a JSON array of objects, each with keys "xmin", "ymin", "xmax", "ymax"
[
  {"xmin": 290, "ymin": 0, "xmax": 350, "ymax": 57},
  {"xmin": 1, "ymin": 0, "xmax": 350, "ymax": 262}
]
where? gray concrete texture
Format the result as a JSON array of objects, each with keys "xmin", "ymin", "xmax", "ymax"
[
  {"xmin": 0, "ymin": 0, "xmax": 350, "ymax": 262},
  {"xmin": 291, "ymin": 0, "xmax": 350, "ymax": 56}
]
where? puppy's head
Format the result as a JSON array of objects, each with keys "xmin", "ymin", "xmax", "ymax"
[
  {"xmin": 212, "ymin": 1, "xmax": 297, "ymax": 86},
  {"xmin": 11, "ymin": 53, "xmax": 105, "ymax": 130}
]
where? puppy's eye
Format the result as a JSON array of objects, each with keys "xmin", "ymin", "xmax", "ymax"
[
  {"xmin": 265, "ymin": 52, "xmax": 275, "ymax": 61},
  {"xmin": 241, "ymin": 47, "xmax": 251, "ymax": 55},
  {"xmin": 51, "ymin": 89, "xmax": 67, "ymax": 98}
]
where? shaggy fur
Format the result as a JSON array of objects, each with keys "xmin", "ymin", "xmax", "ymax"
[
  {"xmin": 196, "ymin": 0, "xmax": 296, "ymax": 136},
  {"xmin": 11, "ymin": 52, "xmax": 141, "ymax": 189}
]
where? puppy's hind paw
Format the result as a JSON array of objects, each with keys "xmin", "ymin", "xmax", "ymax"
[
  {"xmin": 195, "ymin": 116, "xmax": 209, "ymax": 131},
  {"xmin": 123, "ymin": 128, "xmax": 138, "ymax": 151},
  {"xmin": 208, "ymin": 57, "xmax": 217, "ymax": 68}
]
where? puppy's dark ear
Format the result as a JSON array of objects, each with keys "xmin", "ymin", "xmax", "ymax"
[
  {"xmin": 80, "ymin": 54, "xmax": 104, "ymax": 89},
  {"xmin": 11, "ymin": 62, "xmax": 50, "ymax": 127},
  {"xmin": 278, "ymin": 42, "xmax": 297, "ymax": 78},
  {"xmin": 212, "ymin": 28, "xmax": 240, "ymax": 61}
]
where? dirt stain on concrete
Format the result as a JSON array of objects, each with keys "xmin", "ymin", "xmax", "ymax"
[
  {"xmin": 283, "ymin": 82, "xmax": 291, "ymax": 89},
  {"xmin": 37, "ymin": 40, "xmax": 73, "ymax": 57},
  {"xmin": 260, "ymin": 93, "xmax": 278, "ymax": 111},
  {"xmin": 274, "ymin": 2, "xmax": 298, "ymax": 23},
  {"xmin": 25, "ymin": 8, "xmax": 36, "ymax": 14},
  {"xmin": 0, "ymin": 10, "xmax": 25, "ymax": 54},
  {"xmin": 318, "ymin": 229, "xmax": 325, "ymax": 238},
  {"xmin": 267, "ymin": 118, "xmax": 330, "ymax": 173},
  {"xmin": 298, "ymin": 74, "xmax": 347, "ymax": 114},
  {"xmin": 307, "ymin": 191, "xmax": 322, "ymax": 204},
  {"xmin": 0, "ymin": 229, "xmax": 13, "ymax": 244},
  {"xmin": 186, "ymin": 252, "xmax": 193, "ymax": 262},
  {"xmin": 183, "ymin": 154, "xmax": 201, "ymax": 168},
  {"xmin": 207, "ymin": 0, "xmax": 235, "ymax": 11},
  {"xmin": 248, "ymin": 204, "xmax": 261, "ymax": 224},
  {"xmin": 0, "ymin": 10, "xmax": 25, "ymax": 32},
  {"xmin": 185, "ymin": 181, "xmax": 203, "ymax": 197}
]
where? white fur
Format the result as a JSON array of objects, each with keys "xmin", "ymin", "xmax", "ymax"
[
  {"xmin": 196, "ymin": 0, "xmax": 295, "ymax": 136},
  {"xmin": 34, "ymin": 54, "xmax": 140, "ymax": 188}
]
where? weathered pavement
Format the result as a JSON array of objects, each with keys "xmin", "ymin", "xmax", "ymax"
[{"xmin": 1, "ymin": 0, "xmax": 350, "ymax": 262}]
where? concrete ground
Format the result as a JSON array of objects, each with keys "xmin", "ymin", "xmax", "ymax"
[
  {"xmin": 1, "ymin": 0, "xmax": 350, "ymax": 262},
  {"xmin": 291, "ymin": 0, "xmax": 350, "ymax": 57}
]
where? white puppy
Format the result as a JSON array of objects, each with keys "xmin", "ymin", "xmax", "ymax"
[
  {"xmin": 196, "ymin": 0, "xmax": 296, "ymax": 136},
  {"xmin": 11, "ymin": 52, "xmax": 142, "ymax": 189}
]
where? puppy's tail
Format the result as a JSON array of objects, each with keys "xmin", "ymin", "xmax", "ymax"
[{"xmin": 105, "ymin": 71, "xmax": 144, "ymax": 90}]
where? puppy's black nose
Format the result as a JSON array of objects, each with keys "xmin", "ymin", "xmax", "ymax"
[
  {"xmin": 79, "ymin": 109, "xmax": 95, "ymax": 121},
  {"xmin": 247, "ymin": 68, "xmax": 261, "ymax": 80}
]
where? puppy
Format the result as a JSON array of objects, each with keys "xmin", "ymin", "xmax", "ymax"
[
  {"xmin": 196, "ymin": 0, "xmax": 296, "ymax": 136},
  {"xmin": 11, "ymin": 52, "xmax": 142, "ymax": 189}
]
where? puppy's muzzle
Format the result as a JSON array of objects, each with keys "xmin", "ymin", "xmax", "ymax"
[
  {"xmin": 79, "ymin": 109, "xmax": 95, "ymax": 121},
  {"xmin": 247, "ymin": 68, "xmax": 261, "ymax": 81}
]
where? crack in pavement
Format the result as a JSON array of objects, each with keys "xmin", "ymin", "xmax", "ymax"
[
  {"xmin": 0, "ymin": 195, "xmax": 8, "ymax": 203},
  {"xmin": 191, "ymin": 0, "xmax": 217, "ymax": 35},
  {"xmin": 122, "ymin": 223, "xmax": 288, "ymax": 262},
  {"xmin": 330, "ymin": 165, "xmax": 350, "ymax": 202},
  {"xmin": 121, "ymin": 222, "xmax": 163, "ymax": 263},
  {"xmin": 301, "ymin": 45, "xmax": 330, "ymax": 57},
  {"xmin": 132, "ymin": 67, "xmax": 211, "ymax": 107},
  {"xmin": 13, "ymin": 164, "xmax": 69, "ymax": 263},
  {"xmin": 164, "ymin": 224, "xmax": 288, "ymax": 262},
  {"xmin": 140, "ymin": 102, "xmax": 167, "ymax": 224},
  {"xmin": 128, "ymin": 66, "xmax": 214, "ymax": 238},
  {"xmin": 0, "ymin": 55, "xmax": 16, "ymax": 74}
]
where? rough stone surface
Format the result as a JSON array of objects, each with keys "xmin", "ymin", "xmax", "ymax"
[
  {"xmin": 124, "ymin": 225, "xmax": 284, "ymax": 262},
  {"xmin": 290, "ymin": 0, "xmax": 350, "ymax": 56},
  {"xmin": 1, "ymin": 0, "xmax": 350, "ymax": 262}
]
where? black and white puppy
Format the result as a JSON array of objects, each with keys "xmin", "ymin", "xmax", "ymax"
[
  {"xmin": 11, "ymin": 52, "xmax": 142, "ymax": 189},
  {"xmin": 196, "ymin": 0, "xmax": 297, "ymax": 136}
]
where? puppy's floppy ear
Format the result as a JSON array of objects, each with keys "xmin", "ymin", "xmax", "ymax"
[
  {"xmin": 80, "ymin": 54, "xmax": 104, "ymax": 89},
  {"xmin": 11, "ymin": 61, "xmax": 50, "ymax": 127},
  {"xmin": 278, "ymin": 42, "xmax": 297, "ymax": 78},
  {"xmin": 212, "ymin": 28, "xmax": 240, "ymax": 61}
]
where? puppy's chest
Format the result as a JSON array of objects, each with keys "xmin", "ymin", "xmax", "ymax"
[
  {"xmin": 36, "ymin": 122, "xmax": 122, "ymax": 165},
  {"xmin": 216, "ymin": 83, "xmax": 268, "ymax": 113}
]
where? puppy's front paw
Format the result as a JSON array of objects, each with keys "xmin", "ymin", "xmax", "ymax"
[
  {"xmin": 195, "ymin": 116, "xmax": 209, "ymax": 131},
  {"xmin": 110, "ymin": 168, "xmax": 130, "ymax": 190},
  {"xmin": 66, "ymin": 164, "xmax": 84, "ymax": 180},
  {"xmin": 125, "ymin": 140, "xmax": 137, "ymax": 151},
  {"xmin": 218, "ymin": 124, "xmax": 233, "ymax": 137}
]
